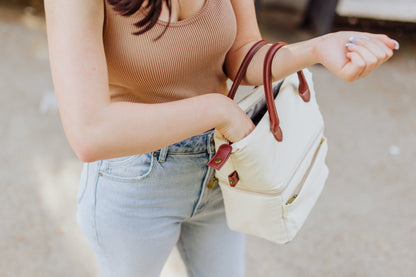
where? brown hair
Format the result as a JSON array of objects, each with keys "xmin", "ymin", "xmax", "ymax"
[{"xmin": 107, "ymin": 0, "xmax": 172, "ymax": 39}]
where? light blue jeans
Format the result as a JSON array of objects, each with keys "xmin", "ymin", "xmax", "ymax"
[{"xmin": 76, "ymin": 130, "xmax": 245, "ymax": 277}]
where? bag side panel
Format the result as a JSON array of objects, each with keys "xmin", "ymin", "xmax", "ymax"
[{"xmin": 283, "ymin": 138, "xmax": 329, "ymax": 241}]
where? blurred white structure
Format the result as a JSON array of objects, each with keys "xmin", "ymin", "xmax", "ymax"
[{"xmin": 337, "ymin": 0, "xmax": 416, "ymax": 22}]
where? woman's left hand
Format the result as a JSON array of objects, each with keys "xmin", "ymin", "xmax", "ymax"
[{"xmin": 314, "ymin": 32, "xmax": 399, "ymax": 82}]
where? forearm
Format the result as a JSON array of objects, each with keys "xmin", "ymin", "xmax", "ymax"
[
  {"xmin": 226, "ymin": 38, "xmax": 320, "ymax": 86},
  {"xmin": 69, "ymin": 93, "xmax": 230, "ymax": 162},
  {"xmin": 228, "ymin": 32, "xmax": 397, "ymax": 85}
]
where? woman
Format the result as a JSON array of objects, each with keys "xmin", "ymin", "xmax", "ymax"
[{"xmin": 44, "ymin": 0, "xmax": 398, "ymax": 276}]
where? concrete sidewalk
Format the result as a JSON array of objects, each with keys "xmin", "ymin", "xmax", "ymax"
[{"xmin": 1, "ymin": 5, "xmax": 415, "ymax": 277}]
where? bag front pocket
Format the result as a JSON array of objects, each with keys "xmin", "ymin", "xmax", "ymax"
[{"xmin": 219, "ymin": 183, "xmax": 290, "ymax": 244}]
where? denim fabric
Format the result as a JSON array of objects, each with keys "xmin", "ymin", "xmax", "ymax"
[{"xmin": 76, "ymin": 130, "xmax": 245, "ymax": 277}]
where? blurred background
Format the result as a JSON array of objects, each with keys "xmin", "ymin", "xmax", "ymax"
[{"xmin": 1, "ymin": 0, "xmax": 415, "ymax": 276}]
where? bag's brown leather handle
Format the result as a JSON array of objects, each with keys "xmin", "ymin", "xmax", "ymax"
[
  {"xmin": 227, "ymin": 40, "xmax": 311, "ymax": 142},
  {"xmin": 263, "ymin": 43, "xmax": 285, "ymax": 141},
  {"xmin": 227, "ymin": 40, "xmax": 269, "ymax": 99},
  {"xmin": 264, "ymin": 42, "xmax": 311, "ymax": 141},
  {"xmin": 207, "ymin": 41, "xmax": 312, "ymax": 173}
]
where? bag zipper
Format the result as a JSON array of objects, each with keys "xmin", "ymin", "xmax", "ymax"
[{"xmin": 285, "ymin": 137, "xmax": 325, "ymax": 205}]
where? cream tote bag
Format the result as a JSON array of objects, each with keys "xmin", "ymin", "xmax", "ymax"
[{"xmin": 207, "ymin": 41, "xmax": 329, "ymax": 244}]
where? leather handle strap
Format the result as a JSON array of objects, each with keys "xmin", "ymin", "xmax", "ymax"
[
  {"xmin": 227, "ymin": 40, "xmax": 269, "ymax": 99},
  {"xmin": 263, "ymin": 42, "xmax": 286, "ymax": 141},
  {"xmin": 227, "ymin": 40, "xmax": 312, "ymax": 142},
  {"xmin": 207, "ymin": 41, "xmax": 311, "ymax": 171},
  {"xmin": 297, "ymin": 70, "xmax": 311, "ymax": 102},
  {"xmin": 264, "ymin": 42, "xmax": 312, "ymax": 141}
]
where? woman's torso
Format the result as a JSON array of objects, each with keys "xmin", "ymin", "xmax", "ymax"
[{"xmin": 103, "ymin": 0, "xmax": 237, "ymax": 103}]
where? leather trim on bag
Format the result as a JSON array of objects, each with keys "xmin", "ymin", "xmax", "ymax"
[
  {"xmin": 228, "ymin": 170, "xmax": 239, "ymax": 187},
  {"xmin": 297, "ymin": 71, "xmax": 310, "ymax": 102},
  {"xmin": 207, "ymin": 144, "xmax": 232, "ymax": 170},
  {"xmin": 264, "ymin": 42, "xmax": 286, "ymax": 141}
]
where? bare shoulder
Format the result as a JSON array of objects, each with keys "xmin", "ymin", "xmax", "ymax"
[
  {"xmin": 44, "ymin": 0, "xmax": 106, "ymax": 72},
  {"xmin": 44, "ymin": 0, "xmax": 104, "ymax": 35},
  {"xmin": 44, "ymin": 0, "xmax": 103, "ymax": 17}
]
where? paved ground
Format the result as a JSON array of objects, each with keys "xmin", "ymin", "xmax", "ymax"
[{"xmin": 1, "ymin": 4, "xmax": 415, "ymax": 277}]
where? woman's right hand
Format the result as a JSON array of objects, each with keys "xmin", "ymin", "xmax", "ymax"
[
  {"xmin": 312, "ymin": 32, "xmax": 397, "ymax": 82},
  {"xmin": 216, "ymin": 96, "xmax": 255, "ymax": 143}
]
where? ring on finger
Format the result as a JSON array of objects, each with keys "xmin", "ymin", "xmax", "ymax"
[
  {"xmin": 349, "ymin": 36, "xmax": 370, "ymax": 43},
  {"xmin": 349, "ymin": 36, "xmax": 360, "ymax": 43}
]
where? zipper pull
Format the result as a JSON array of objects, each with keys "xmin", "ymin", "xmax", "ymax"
[
  {"xmin": 286, "ymin": 194, "xmax": 298, "ymax": 205},
  {"xmin": 207, "ymin": 177, "xmax": 218, "ymax": 190}
]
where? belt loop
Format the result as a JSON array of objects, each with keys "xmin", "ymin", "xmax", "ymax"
[
  {"xmin": 207, "ymin": 130, "xmax": 215, "ymax": 157},
  {"xmin": 158, "ymin": 147, "xmax": 168, "ymax": 163}
]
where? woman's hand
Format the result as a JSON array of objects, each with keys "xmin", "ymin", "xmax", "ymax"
[
  {"xmin": 313, "ymin": 32, "xmax": 398, "ymax": 82},
  {"xmin": 216, "ymin": 97, "xmax": 255, "ymax": 143}
]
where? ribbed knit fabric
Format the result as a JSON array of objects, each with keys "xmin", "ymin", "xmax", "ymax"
[{"xmin": 103, "ymin": 0, "xmax": 237, "ymax": 103}]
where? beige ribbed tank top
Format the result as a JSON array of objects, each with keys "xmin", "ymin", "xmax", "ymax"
[{"xmin": 103, "ymin": 0, "xmax": 237, "ymax": 103}]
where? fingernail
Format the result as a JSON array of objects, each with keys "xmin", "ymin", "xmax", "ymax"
[
  {"xmin": 361, "ymin": 36, "xmax": 370, "ymax": 40},
  {"xmin": 392, "ymin": 39, "xmax": 400, "ymax": 50},
  {"xmin": 346, "ymin": 43, "xmax": 356, "ymax": 48},
  {"xmin": 349, "ymin": 37, "xmax": 360, "ymax": 42}
]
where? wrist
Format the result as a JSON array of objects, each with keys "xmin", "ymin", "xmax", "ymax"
[
  {"xmin": 203, "ymin": 93, "xmax": 235, "ymax": 129},
  {"xmin": 298, "ymin": 37, "xmax": 322, "ymax": 66},
  {"xmin": 270, "ymin": 39, "xmax": 320, "ymax": 81},
  {"xmin": 309, "ymin": 34, "xmax": 330, "ymax": 65}
]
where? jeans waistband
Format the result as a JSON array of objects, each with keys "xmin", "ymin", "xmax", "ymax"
[{"xmin": 157, "ymin": 129, "xmax": 215, "ymax": 162}]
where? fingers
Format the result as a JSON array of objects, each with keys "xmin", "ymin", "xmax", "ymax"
[
  {"xmin": 370, "ymin": 34, "xmax": 399, "ymax": 50},
  {"xmin": 347, "ymin": 43, "xmax": 378, "ymax": 78},
  {"xmin": 343, "ymin": 52, "xmax": 366, "ymax": 81},
  {"xmin": 345, "ymin": 35, "xmax": 396, "ymax": 80},
  {"xmin": 222, "ymin": 117, "xmax": 254, "ymax": 143},
  {"xmin": 352, "ymin": 33, "xmax": 399, "ymax": 50},
  {"xmin": 217, "ymin": 100, "xmax": 255, "ymax": 143}
]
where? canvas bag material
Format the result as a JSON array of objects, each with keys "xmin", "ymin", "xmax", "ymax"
[{"xmin": 207, "ymin": 41, "xmax": 329, "ymax": 244}]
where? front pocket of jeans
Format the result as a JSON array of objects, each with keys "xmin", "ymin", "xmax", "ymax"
[{"xmin": 99, "ymin": 153, "xmax": 155, "ymax": 182}]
